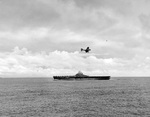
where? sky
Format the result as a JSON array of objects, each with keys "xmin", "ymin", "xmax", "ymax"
[{"xmin": 0, "ymin": 0, "xmax": 150, "ymax": 77}]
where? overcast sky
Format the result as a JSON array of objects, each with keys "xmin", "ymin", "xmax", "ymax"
[{"xmin": 0, "ymin": 0, "xmax": 150, "ymax": 77}]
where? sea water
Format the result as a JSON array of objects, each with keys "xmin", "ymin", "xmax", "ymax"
[{"xmin": 0, "ymin": 77, "xmax": 150, "ymax": 117}]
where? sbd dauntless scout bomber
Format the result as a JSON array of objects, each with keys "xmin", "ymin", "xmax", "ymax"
[{"xmin": 81, "ymin": 47, "xmax": 91, "ymax": 53}]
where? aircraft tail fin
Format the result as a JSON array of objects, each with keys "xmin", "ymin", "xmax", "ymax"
[{"xmin": 81, "ymin": 48, "xmax": 84, "ymax": 51}]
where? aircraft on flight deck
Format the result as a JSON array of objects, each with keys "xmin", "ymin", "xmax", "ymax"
[{"xmin": 81, "ymin": 47, "xmax": 91, "ymax": 53}]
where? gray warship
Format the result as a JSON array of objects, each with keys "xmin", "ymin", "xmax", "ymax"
[{"xmin": 53, "ymin": 71, "xmax": 110, "ymax": 80}]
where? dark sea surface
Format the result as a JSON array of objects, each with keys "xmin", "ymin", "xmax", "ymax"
[{"xmin": 0, "ymin": 77, "xmax": 150, "ymax": 117}]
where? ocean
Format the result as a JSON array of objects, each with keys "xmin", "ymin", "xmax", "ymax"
[{"xmin": 0, "ymin": 77, "xmax": 150, "ymax": 117}]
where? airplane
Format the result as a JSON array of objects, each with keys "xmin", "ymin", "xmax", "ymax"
[{"xmin": 81, "ymin": 47, "xmax": 91, "ymax": 53}]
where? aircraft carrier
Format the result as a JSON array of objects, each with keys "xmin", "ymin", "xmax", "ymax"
[{"xmin": 53, "ymin": 71, "xmax": 110, "ymax": 80}]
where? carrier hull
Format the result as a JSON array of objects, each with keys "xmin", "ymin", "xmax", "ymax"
[{"xmin": 53, "ymin": 76, "xmax": 110, "ymax": 80}]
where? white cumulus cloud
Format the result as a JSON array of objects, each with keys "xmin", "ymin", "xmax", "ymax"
[{"xmin": 0, "ymin": 47, "xmax": 150, "ymax": 78}]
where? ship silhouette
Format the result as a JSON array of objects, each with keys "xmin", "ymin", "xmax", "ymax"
[{"xmin": 53, "ymin": 71, "xmax": 110, "ymax": 80}]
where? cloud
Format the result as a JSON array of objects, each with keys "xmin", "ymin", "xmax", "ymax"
[
  {"xmin": 0, "ymin": 0, "xmax": 150, "ymax": 77},
  {"xmin": 0, "ymin": 0, "xmax": 128, "ymax": 32},
  {"xmin": 0, "ymin": 47, "xmax": 150, "ymax": 77},
  {"xmin": 0, "ymin": 0, "xmax": 60, "ymax": 29},
  {"xmin": 139, "ymin": 14, "xmax": 150, "ymax": 33},
  {"xmin": 0, "ymin": 27, "xmax": 94, "ymax": 52}
]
